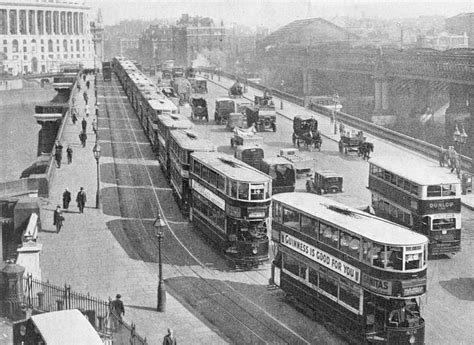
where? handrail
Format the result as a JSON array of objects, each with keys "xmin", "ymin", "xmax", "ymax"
[{"xmin": 205, "ymin": 68, "xmax": 471, "ymax": 171}]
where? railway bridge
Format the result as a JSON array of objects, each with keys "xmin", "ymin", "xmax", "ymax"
[{"xmin": 258, "ymin": 44, "xmax": 474, "ymax": 156}]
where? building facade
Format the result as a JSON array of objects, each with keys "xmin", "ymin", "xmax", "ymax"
[
  {"xmin": 417, "ymin": 32, "xmax": 469, "ymax": 50},
  {"xmin": 0, "ymin": 0, "xmax": 94, "ymax": 75},
  {"xmin": 446, "ymin": 13, "xmax": 474, "ymax": 48},
  {"xmin": 139, "ymin": 14, "xmax": 225, "ymax": 67}
]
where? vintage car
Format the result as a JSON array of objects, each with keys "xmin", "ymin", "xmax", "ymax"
[
  {"xmin": 227, "ymin": 112, "xmax": 246, "ymax": 131},
  {"xmin": 292, "ymin": 115, "xmax": 322, "ymax": 150},
  {"xmin": 190, "ymin": 97, "xmax": 208, "ymax": 121},
  {"xmin": 245, "ymin": 106, "xmax": 276, "ymax": 132},
  {"xmin": 229, "ymin": 81, "xmax": 244, "ymax": 97},
  {"xmin": 214, "ymin": 97, "xmax": 236, "ymax": 124},
  {"xmin": 193, "ymin": 79, "xmax": 208, "ymax": 94},
  {"xmin": 306, "ymin": 170, "xmax": 344, "ymax": 195},
  {"xmin": 279, "ymin": 148, "xmax": 313, "ymax": 177},
  {"xmin": 234, "ymin": 144, "xmax": 264, "ymax": 170},
  {"xmin": 254, "ymin": 89, "xmax": 275, "ymax": 109}
]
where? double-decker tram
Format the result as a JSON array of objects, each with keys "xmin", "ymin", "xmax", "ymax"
[
  {"xmin": 189, "ymin": 152, "xmax": 272, "ymax": 266},
  {"xmin": 155, "ymin": 115, "xmax": 193, "ymax": 178},
  {"xmin": 272, "ymin": 193, "xmax": 428, "ymax": 344},
  {"xmin": 168, "ymin": 130, "xmax": 215, "ymax": 214},
  {"xmin": 368, "ymin": 156, "xmax": 461, "ymax": 256}
]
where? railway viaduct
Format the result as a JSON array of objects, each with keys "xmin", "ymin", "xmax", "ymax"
[{"xmin": 254, "ymin": 19, "xmax": 474, "ymax": 163}]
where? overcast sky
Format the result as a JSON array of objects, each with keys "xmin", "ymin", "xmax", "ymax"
[{"xmin": 86, "ymin": 0, "xmax": 473, "ymax": 28}]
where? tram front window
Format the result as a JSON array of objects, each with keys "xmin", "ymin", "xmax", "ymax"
[{"xmin": 388, "ymin": 299, "xmax": 420, "ymax": 328}]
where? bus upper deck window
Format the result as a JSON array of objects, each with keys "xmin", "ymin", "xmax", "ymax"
[
  {"xmin": 250, "ymin": 184, "xmax": 265, "ymax": 200},
  {"xmin": 441, "ymin": 184, "xmax": 456, "ymax": 196},
  {"xmin": 238, "ymin": 183, "xmax": 249, "ymax": 200}
]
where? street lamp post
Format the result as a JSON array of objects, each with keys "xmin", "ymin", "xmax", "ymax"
[
  {"xmin": 453, "ymin": 124, "xmax": 461, "ymax": 153},
  {"xmin": 280, "ymin": 80, "xmax": 284, "ymax": 110},
  {"xmin": 460, "ymin": 126, "xmax": 468, "ymax": 156},
  {"xmin": 92, "ymin": 143, "xmax": 101, "ymax": 209},
  {"xmin": 333, "ymin": 93, "xmax": 339, "ymax": 135},
  {"xmin": 154, "ymin": 213, "xmax": 166, "ymax": 312}
]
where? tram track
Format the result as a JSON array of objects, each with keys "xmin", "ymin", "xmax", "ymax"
[{"xmin": 102, "ymin": 77, "xmax": 318, "ymax": 344}]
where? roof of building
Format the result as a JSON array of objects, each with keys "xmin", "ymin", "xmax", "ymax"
[{"xmin": 260, "ymin": 18, "xmax": 359, "ymax": 47}]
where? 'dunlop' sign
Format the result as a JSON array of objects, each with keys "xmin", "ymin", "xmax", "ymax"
[{"xmin": 280, "ymin": 232, "xmax": 361, "ymax": 283}]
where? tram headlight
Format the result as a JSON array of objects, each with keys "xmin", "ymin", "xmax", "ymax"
[
  {"xmin": 252, "ymin": 246, "xmax": 258, "ymax": 255},
  {"xmin": 409, "ymin": 335, "xmax": 416, "ymax": 344}
]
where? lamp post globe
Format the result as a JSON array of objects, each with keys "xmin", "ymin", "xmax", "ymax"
[{"xmin": 154, "ymin": 213, "xmax": 166, "ymax": 312}]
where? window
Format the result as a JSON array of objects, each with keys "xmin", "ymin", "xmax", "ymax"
[
  {"xmin": 48, "ymin": 39, "xmax": 53, "ymax": 52},
  {"xmin": 217, "ymin": 174, "xmax": 225, "ymax": 191},
  {"xmin": 250, "ymin": 184, "xmax": 265, "ymax": 200},
  {"xmin": 362, "ymin": 239, "xmax": 372, "ymax": 264},
  {"xmin": 282, "ymin": 208, "xmax": 299, "ymax": 230},
  {"xmin": 201, "ymin": 166, "xmax": 208, "ymax": 181},
  {"xmin": 238, "ymin": 183, "xmax": 249, "ymax": 200},
  {"xmin": 340, "ymin": 231, "xmax": 360, "ymax": 258},
  {"xmin": 372, "ymin": 243, "xmax": 385, "ymax": 268},
  {"xmin": 301, "ymin": 214, "xmax": 318, "ymax": 237},
  {"xmin": 386, "ymin": 246, "xmax": 403, "ymax": 271},
  {"xmin": 273, "ymin": 202, "xmax": 282, "ymax": 223},
  {"xmin": 19, "ymin": 10, "xmax": 27, "ymax": 34},
  {"xmin": 308, "ymin": 267, "xmax": 318, "ymax": 286},
  {"xmin": 432, "ymin": 217, "xmax": 456, "ymax": 230},
  {"xmin": 63, "ymin": 40, "xmax": 68, "ymax": 52},
  {"xmin": 319, "ymin": 272, "xmax": 338, "ymax": 298},
  {"xmin": 12, "ymin": 39, "xmax": 18, "ymax": 53},
  {"xmin": 339, "ymin": 282, "xmax": 360, "ymax": 310},
  {"xmin": 208, "ymin": 170, "xmax": 217, "ymax": 187},
  {"xmin": 283, "ymin": 253, "xmax": 299, "ymax": 276},
  {"xmin": 230, "ymin": 181, "xmax": 237, "ymax": 198}
]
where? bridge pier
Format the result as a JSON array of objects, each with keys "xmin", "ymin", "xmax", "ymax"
[
  {"xmin": 374, "ymin": 78, "xmax": 390, "ymax": 113},
  {"xmin": 302, "ymin": 69, "xmax": 313, "ymax": 97}
]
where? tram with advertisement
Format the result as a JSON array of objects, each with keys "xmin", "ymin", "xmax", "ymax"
[
  {"xmin": 169, "ymin": 130, "xmax": 215, "ymax": 214},
  {"xmin": 155, "ymin": 114, "xmax": 193, "ymax": 178},
  {"xmin": 271, "ymin": 193, "xmax": 428, "ymax": 344},
  {"xmin": 189, "ymin": 152, "xmax": 272, "ymax": 266},
  {"xmin": 368, "ymin": 156, "xmax": 461, "ymax": 256}
]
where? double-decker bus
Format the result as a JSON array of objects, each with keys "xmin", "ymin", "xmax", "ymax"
[
  {"xmin": 189, "ymin": 152, "xmax": 272, "ymax": 266},
  {"xmin": 368, "ymin": 156, "xmax": 461, "ymax": 255},
  {"xmin": 169, "ymin": 130, "xmax": 215, "ymax": 214},
  {"xmin": 155, "ymin": 114, "xmax": 193, "ymax": 177},
  {"xmin": 272, "ymin": 192, "xmax": 428, "ymax": 344}
]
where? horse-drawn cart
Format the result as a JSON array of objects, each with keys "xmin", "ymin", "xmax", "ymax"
[
  {"xmin": 339, "ymin": 130, "xmax": 373, "ymax": 159},
  {"xmin": 292, "ymin": 115, "xmax": 322, "ymax": 151}
]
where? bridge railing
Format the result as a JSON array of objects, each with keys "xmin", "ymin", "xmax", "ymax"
[{"xmin": 206, "ymin": 68, "xmax": 472, "ymax": 171}]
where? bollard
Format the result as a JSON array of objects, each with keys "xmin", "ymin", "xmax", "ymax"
[
  {"xmin": 37, "ymin": 292, "xmax": 44, "ymax": 309},
  {"xmin": 56, "ymin": 299, "xmax": 64, "ymax": 310}
]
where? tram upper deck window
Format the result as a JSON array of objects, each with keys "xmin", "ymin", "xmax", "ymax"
[
  {"xmin": 238, "ymin": 183, "xmax": 249, "ymax": 200},
  {"xmin": 427, "ymin": 184, "xmax": 456, "ymax": 197},
  {"xmin": 282, "ymin": 207, "xmax": 299, "ymax": 230},
  {"xmin": 193, "ymin": 161, "xmax": 201, "ymax": 175},
  {"xmin": 201, "ymin": 165, "xmax": 209, "ymax": 182},
  {"xmin": 404, "ymin": 247, "xmax": 423, "ymax": 270},
  {"xmin": 340, "ymin": 231, "xmax": 361, "ymax": 259},
  {"xmin": 217, "ymin": 174, "xmax": 225, "ymax": 191},
  {"xmin": 371, "ymin": 243, "xmax": 385, "ymax": 268},
  {"xmin": 301, "ymin": 214, "xmax": 318, "ymax": 237},
  {"xmin": 319, "ymin": 222, "xmax": 339, "ymax": 249},
  {"xmin": 386, "ymin": 246, "xmax": 403, "ymax": 271}
]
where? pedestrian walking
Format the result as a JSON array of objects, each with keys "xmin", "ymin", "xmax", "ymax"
[
  {"xmin": 62, "ymin": 188, "xmax": 71, "ymax": 209},
  {"xmin": 95, "ymin": 102, "xmax": 99, "ymax": 116},
  {"xmin": 92, "ymin": 118, "xmax": 98, "ymax": 135},
  {"xmin": 438, "ymin": 145, "xmax": 447, "ymax": 167},
  {"xmin": 53, "ymin": 205, "xmax": 64, "ymax": 233},
  {"xmin": 83, "ymin": 91, "xmax": 88, "ymax": 105},
  {"xmin": 339, "ymin": 123, "xmax": 345, "ymax": 136},
  {"xmin": 79, "ymin": 131, "xmax": 88, "ymax": 147},
  {"xmin": 54, "ymin": 143, "xmax": 63, "ymax": 168},
  {"xmin": 163, "ymin": 328, "xmax": 177, "ymax": 345},
  {"xmin": 110, "ymin": 294, "xmax": 125, "ymax": 331},
  {"xmin": 81, "ymin": 118, "xmax": 87, "ymax": 132},
  {"xmin": 85, "ymin": 104, "xmax": 90, "ymax": 117},
  {"xmin": 71, "ymin": 109, "xmax": 78, "ymax": 125},
  {"xmin": 76, "ymin": 187, "xmax": 87, "ymax": 213},
  {"xmin": 66, "ymin": 145, "xmax": 73, "ymax": 163},
  {"xmin": 86, "ymin": 80, "xmax": 90, "ymax": 89}
]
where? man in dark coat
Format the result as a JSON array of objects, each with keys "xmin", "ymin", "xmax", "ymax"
[
  {"xmin": 81, "ymin": 118, "xmax": 87, "ymax": 132},
  {"xmin": 163, "ymin": 328, "xmax": 177, "ymax": 345},
  {"xmin": 53, "ymin": 205, "xmax": 63, "ymax": 233},
  {"xmin": 66, "ymin": 145, "xmax": 73, "ymax": 163},
  {"xmin": 62, "ymin": 188, "xmax": 71, "ymax": 209},
  {"xmin": 110, "ymin": 294, "xmax": 125, "ymax": 331},
  {"xmin": 76, "ymin": 187, "xmax": 87, "ymax": 213},
  {"xmin": 79, "ymin": 131, "xmax": 87, "ymax": 147}
]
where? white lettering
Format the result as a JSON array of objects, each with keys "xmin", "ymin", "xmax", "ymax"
[
  {"xmin": 191, "ymin": 180, "xmax": 226, "ymax": 210},
  {"xmin": 281, "ymin": 232, "xmax": 360, "ymax": 283}
]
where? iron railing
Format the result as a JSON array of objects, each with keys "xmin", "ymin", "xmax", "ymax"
[{"xmin": 22, "ymin": 274, "xmax": 147, "ymax": 344}]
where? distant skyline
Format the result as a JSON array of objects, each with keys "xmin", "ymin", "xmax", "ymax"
[{"xmin": 87, "ymin": 0, "xmax": 473, "ymax": 29}]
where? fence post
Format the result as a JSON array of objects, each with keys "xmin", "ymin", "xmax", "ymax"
[
  {"xmin": 37, "ymin": 292, "xmax": 44, "ymax": 309},
  {"xmin": 56, "ymin": 299, "xmax": 64, "ymax": 310}
]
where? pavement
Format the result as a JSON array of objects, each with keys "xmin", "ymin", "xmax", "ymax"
[
  {"xmin": 206, "ymin": 75, "xmax": 474, "ymax": 210},
  {"xmin": 37, "ymin": 75, "xmax": 227, "ymax": 345}
]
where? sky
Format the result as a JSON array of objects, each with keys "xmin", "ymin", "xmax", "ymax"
[{"xmin": 86, "ymin": 0, "xmax": 474, "ymax": 29}]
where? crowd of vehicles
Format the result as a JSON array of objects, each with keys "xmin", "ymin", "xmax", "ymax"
[
  {"xmin": 112, "ymin": 57, "xmax": 271, "ymax": 266},
  {"xmin": 109, "ymin": 57, "xmax": 469, "ymax": 343}
]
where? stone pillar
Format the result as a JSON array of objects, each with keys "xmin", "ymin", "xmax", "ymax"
[
  {"xmin": 446, "ymin": 84, "xmax": 469, "ymax": 114},
  {"xmin": 374, "ymin": 79, "xmax": 382, "ymax": 111},
  {"xmin": 0, "ymin": 262, "xmax": 26, "ymax": 320}
]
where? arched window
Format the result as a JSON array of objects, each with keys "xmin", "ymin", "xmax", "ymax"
[
  {"xmin": 48, "ymin": 39, "xmax": 53, "ymax": 52},
  {"xmin": 12, "ymin": 39, "xmax": 18, "ymax": 53},
  {"xmin": 76, "ymin": 39, "xmax": 80, "ymax": 52},
  {"xmin": 63, "ymin": 39, "xmax": 67, "ymax": 52}
]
